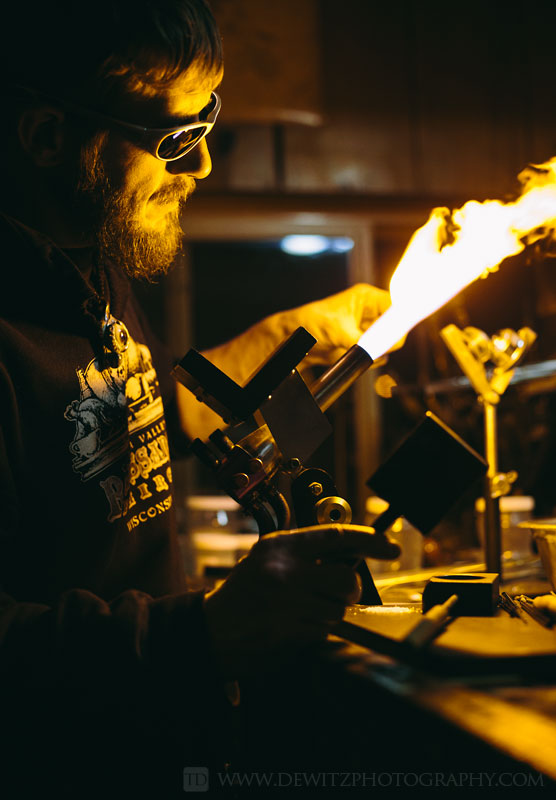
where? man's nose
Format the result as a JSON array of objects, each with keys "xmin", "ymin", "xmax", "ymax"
[{"xmin": 167, "ymin": 138, "xmax": 212, "ymax": 179}]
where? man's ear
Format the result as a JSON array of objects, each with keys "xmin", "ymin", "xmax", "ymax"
[{"xmin": 17, "ymin": 106, "xmax": 68, "ymax": 167}]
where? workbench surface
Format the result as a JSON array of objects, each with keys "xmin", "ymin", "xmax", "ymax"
[{"xmin": 241, "ymin": 614, "xmax": 556, "ymax": 787}]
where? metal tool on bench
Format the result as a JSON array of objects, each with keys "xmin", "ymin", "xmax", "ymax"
[{"xmin": 334, "ymin": 594, "xmax": 460, "ymax": 663}]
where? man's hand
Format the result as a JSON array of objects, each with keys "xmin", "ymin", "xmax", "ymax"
[
  {"xmin": 177, "ymin": 283, "xmax": 393, "ymax": 439},
  {"xmin": 203, "ymin": 524, "xmax": 400, "ymax": 678},
  {"xmin": 282, "ymin": 283, "xmax": 392, "ymax": 367}
]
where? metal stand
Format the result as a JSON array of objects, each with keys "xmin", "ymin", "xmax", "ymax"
[
  {"xmin": 483, "ymin": 402, "xmax": 502, "ymax": 573},
  {"xmin": 441, "ymin": 325, "xmax": 537, "ymax": 577}
]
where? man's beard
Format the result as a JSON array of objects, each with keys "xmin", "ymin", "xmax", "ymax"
[{"xmin": 76, "ymin": 134, "xmax": 194, "ymax": 281}]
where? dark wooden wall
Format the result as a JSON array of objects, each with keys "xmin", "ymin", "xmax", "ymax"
[{"xmin": 204, "ymin": 0, "xmax": 556, "ymax": 198}]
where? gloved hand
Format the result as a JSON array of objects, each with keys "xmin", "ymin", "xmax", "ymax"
[
  {"xmin": 202, "ymin": 282, "xmax": 393, "ymax": 377},
  {"xmin": 179, "ymin": 283, "xmax": 397, "ymax": 439},
  {"xmin": 281, "ymin": 283, "xmax": 393, "ymax": 366},
  {"xmin": 203, "ymin": 524, "xmax": 400, "ymax": 677}
]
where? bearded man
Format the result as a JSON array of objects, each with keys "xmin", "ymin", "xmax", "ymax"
[{"xmin": 0, "ymin": 1, "xmax": 399, "ymax": 795}]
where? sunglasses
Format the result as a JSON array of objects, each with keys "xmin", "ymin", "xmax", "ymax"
[{"xmin": 16, "ymin": 85, "xmax": 221, "ymax": 161}]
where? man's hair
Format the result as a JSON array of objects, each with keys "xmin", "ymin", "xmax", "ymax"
[{"xmin": 1, "ymin": 0, "xmax": 222, "ymax": 104}]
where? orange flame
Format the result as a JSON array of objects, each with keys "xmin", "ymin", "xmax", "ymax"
[{"xmin": 359, "ymin": 158, "xmax": 556, "ymax": 360}]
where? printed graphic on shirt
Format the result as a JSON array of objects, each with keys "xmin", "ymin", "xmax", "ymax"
[
  {"xmin": 65, "ymin": 318, "xmax": 173, "ymax": 529},
  {"xmin": 99, "ymin": 423, "xmax": 174, "ymax": 532}
]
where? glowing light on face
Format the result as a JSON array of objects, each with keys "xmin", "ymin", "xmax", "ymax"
[{"xmin": 358, "ymin": 158, "xmax": 556, "ymax": 360}]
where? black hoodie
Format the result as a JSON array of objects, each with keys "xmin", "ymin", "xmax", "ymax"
[{"xmin": 0, "ymin": 213, "xmax": 233, "ymax": 797}]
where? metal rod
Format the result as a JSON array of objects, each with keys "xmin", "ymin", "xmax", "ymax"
[
  {"xmin": 310, "ymin": 344, "xmax": 374, "ymax": 412},
  {"xmin": 483, "ymin": 401, "xmax": 501, "ymax": 575}
]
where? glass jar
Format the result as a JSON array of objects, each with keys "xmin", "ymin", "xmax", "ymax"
[
  {"xmin": 182, "ymin": 495, "xmax": 259, "ymax": 579},
  {"xmin": 475, "ymin": 495, "xmax": 535, "ymax": 561}
]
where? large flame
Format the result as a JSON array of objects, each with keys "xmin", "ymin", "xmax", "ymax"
[{"xmin": 359, "ymin": 157, "xmax": 556, "ymax": 360}]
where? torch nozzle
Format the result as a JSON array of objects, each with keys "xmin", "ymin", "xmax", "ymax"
[{"xmin": 310, "ymin": 344, "xmax": 374, "ymax": 412}]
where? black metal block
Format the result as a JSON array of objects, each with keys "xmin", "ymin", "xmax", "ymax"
[
  {"xmin": 367, "ymin": 411, "xmax": 487, "ymax": 534},
  {"xmin": 422, "ymin": 573, "xmax": 499, "ymax": 616}
]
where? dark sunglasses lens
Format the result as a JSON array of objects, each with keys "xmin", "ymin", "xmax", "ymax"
[{"xmin": 157, "ymin": 125, "xmax": 207, "ymax": 160}]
